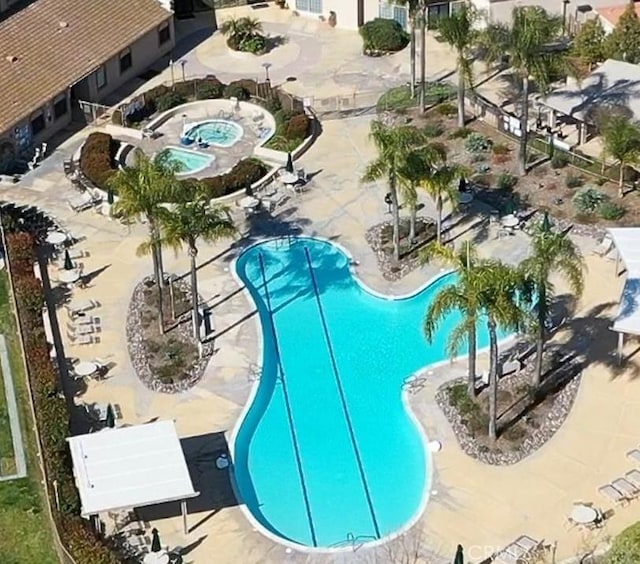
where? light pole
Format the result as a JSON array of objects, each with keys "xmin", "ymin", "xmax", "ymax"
[
  {"xmin": 179, "ymin": 59, "xmax": 186, "ymax": 82},
  {"xmin": 562, "ymin": 0, "xmax": 570, "ymax": 35},
  {"xmin": 169, "ymin": 59, "xmax": 175, "ymax": 88},
  {"xmin": 262, "ymin": 62, "xmax": 272, "ymax": 84}
]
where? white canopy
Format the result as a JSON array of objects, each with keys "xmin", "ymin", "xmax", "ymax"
[
  {"xmin": 67, "ymin": 420, "xmax": 198, "ymax": 517},
  {"xmin": 608, "ymin": 229, "xmax": 640, "ymax": 342}
]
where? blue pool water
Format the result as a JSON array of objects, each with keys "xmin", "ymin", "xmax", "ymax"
[
  {"xmin": 159, "ymin": 147, "xmax": 213, "ymax": 175},
  {"xmin": 184, "ymin": 119, "xmax": 243, "ymax": 147},
  {"xmin": 233, "ymin": 238, "xmax": 504, "ymax": 549}
]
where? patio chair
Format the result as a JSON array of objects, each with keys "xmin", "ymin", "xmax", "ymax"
[
  {"xmin": 592, "ymin": 235, "xmax": 614, "ymax": 257},
  {"xmin": 76, "ymin": 335, "xmax": 100, "ymax": 346},
  {"xmin": 626, "ymin": 468, "xmax": 640, "ymax": 489},
  {"xmin": 627, "ymin": 448, "xmax": 640, "ymax": 463},
  {"xmin": 612, "ymin": 477, "xmax": 639, "ymax": 498},
  {"xmin": 599, "ymin": 483, "xmax": 629, "ymax": 505}
]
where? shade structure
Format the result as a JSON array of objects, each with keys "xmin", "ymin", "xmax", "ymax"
[
  {"xmin": 285, "ymin": 152, "xmax": 294, "ymax": 174},
  {"xmin": 63, "ymin": 249, "xmax": 74, "ymax": 271},
  {"xmin": 67, "ymin": 420, "xmax": 198, "ymax": 520},
  {"xmin": 454, "ymin": 544, "xmax": 464, "ymax": 564}
]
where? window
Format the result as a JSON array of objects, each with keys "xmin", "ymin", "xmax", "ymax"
[
  {"xmin": 158, "ymin": 22, "xmax": 171, "ymax": 45},
  {"xmin": 427, "ymin": 3, "xmax": 451, "ymax": 28},
  {"xmin": 53, "ymin": 96, "xmax": 67, "ymax": 119},
  {"xmin": 295, "ymin": 0, "xmax": 322, "ymax": 14},
  {"xmin": 95, "ymin": 65, "xmax": 107, "ymax": 90},
  {"xmin": 119, "ymin": 48, "xmax": 132, "ymax": 74},
  {"xmin": 379, "ymin": 2, "xmax": 408, "ymax": 29},
  {"xmin": 31, "ymin": 113, "xmax": 45, "ymax": 135}
]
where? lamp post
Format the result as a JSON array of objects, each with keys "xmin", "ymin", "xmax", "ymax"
[
  {"xmin": 262, "ymin": 62, "xmax": 272, "ymax": 84},
  {"xmin": 562, "ymin": 0, "xmax": 570, "ymax": 35},
  {"xmin": 179, "ymin": 59, "xmax": 186, "ymax": 82},
  {"xmin": 169, "ymin": 59, "xmax": 175, "ymax": 88}
]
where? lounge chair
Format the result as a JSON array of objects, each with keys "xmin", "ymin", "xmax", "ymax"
[
  {"xmin": 592, "ymin": 235, "xmax": 614, "ymax": 257},
  {"xmin": 612, "ymin": 477, "xmax": 639, "ymax": 498},
  {"xmin": 599, "ymin": 483, "xmax": 628, "ymax": 505},
  {"xmin": 626, "ymin": 469, "xmax": 640, "ymax": 489},
  {"xmin": 627, "ymin": 448, "xmax": 640, "ymax": 463}
]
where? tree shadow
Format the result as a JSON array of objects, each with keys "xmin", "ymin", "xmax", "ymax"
[{"xmin": 263, "ymin": 34, "xmax": 287, "ymax": 54}]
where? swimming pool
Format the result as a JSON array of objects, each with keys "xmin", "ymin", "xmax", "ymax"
[
  {"xmin": 158, "ymin": 147, "xmax": 214, "ymax": 175},
  {"xmin": 233, "ymin": 238, "xmax": 504, "ymax": 549},
  {"xmin": 183, "ymin": 119, "xmax": 243, "ymax": 148}
]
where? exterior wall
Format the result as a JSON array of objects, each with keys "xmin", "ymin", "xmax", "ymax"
[
  {"xmin": 291, "ymin": 0, "xmax": 378, "ymax": 30},
  {"xmin": 77, "ymin": 16, "xmax": 175, "ymax": 103},
  {"xmin": 0, "ymin": 0, "xmax": 23, "ymax": 15}
]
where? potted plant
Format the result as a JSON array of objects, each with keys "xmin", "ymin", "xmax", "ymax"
[
  {"xmin": 328, "ymin": 11, "xmax": 337, "ymax": 27},
  {"xmin": 275, "ymin": 0, "xmax": 286, "ymax": 8}
]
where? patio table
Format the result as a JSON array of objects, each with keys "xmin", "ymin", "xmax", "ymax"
[
  {"xmin": 46, "ymin": 231, "xmax": 67, "ymax": 245},
  {"xmin": 458, "ymin": 192, "xmax": 473, "ymax": 204},
  {"xmin": 58, "ymin": 269, "xmax": 80, "ymax": 284},
  {"xmin": 281, "ymin": 171, "xmax": 298, "ymax": 185},
  {"xmin": 501, "ymin": 214, "xmax": 520, "ymax": 228},
  {"xmin": 570, "ymin": 504, "xmax": 598, "ymax": 524},
  {"xmin": 75, "ymin": 361, "xmax": 97, "ymax": 377},
  {"xmin": 239, "ymin": 196, "xmax": 259, "ymax": 210},
  {"xmin": 143, "ymin": 553, "xmax": 170, "ymax": 564}
]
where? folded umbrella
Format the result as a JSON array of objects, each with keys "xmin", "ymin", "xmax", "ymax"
[{"xmin": 63, "ymin": 249, "xmax": 74, "ymax": 271}]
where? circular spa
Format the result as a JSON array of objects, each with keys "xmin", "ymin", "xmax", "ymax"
[
  {"xmin": 232, "ymin": 237, "xmax": 510, "ymax": 550},
  {"xmin": 181, "ymin": 119, "xmax": 244, "ymax": 148},
  {"xmin": 158, "ymin": 146, "xmax": 215, "ymax": 176}
]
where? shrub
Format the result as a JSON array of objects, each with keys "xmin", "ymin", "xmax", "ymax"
[
  {"xmin": 223, "ymin": 83, "xmax": 250, "ymax": 101},
  {"xmin": 240, "ymin": 34, "xmax": 267, "ymax": 54},
  {"xmin": 492, "ymin": 142, "xmax": 510, "ymax": 156},
  {"xmin": 449, "ymin": 127, "xmax": 472, "ymax": 139},
  {"xmin": 434, "ymin": 103, "xmax": 456, "ymax": 117},
  {"xmin": 156, "ymin": 91, "xmax": 187, "ymax": 112},
  {"xmin": 598, "ymin": 200, "xmax": 626, "ymax": 220},
  {"xmin": 497, "ymin": 172, "xmax": 518, "ymax": 191},
  {"xmin": 196, "ymin": 82, "xmax": 224, "ymax": 100},
  {"xmin": 360, "ymin": 18, "xmax": 410, "ymax": 54},
  {"xmin": 448, "ymin": 383, "xmax": 487, "ymax": 435},
  {"xmin": 465, "ymin": 132, "xmax": 492, "ymax": 154},
  {"xmin": 262, "ymin": 94, "xmax": 283, "ymax": 114},
  {"xmin": 422, "ymin": 122, "xmax": 444, "ymax": 138},
  {"xmin": 228, "ymin": 78, "xmax": 258, "ymax": 97},
  {"xmin": 79, "ymin": 132, "xmax": 118, "ymax": 189},
  {"xmin": 284, "ymin": 113, "xmax": 311, "ymax": 140},
  {"xmin": 607, "ymin": 521, "xmax": 640, "ymax": 564},
  {"xmin": 550, "ymin": 152, "xmax": 569, "ymax": 169},
  {"xmin": 572, "ymin": 186, "xmax": 607, "ymax": 214},
  {"xmin": 199, "ymin": 158, "xmax": 269, "ymax": 199},
  {"xmin": 565, "ymin": 173, "xmax": 584, "ymax": 189},
  {"xmin": 377, "ymin": 85, "xmax": 414, "ymax": 113},
  {"xmin": 425, "ymin": 83, "xmax": 456, "ymax": 104}
]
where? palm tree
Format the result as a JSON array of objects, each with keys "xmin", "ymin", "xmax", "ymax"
[
  {"xmin": 521, "ymin": 215, "xmax": 584, "ymax": 387},
  {"xmin": 152, "ymin": 197, "xmax": 236, "ymax": 341},
  {"xmin": 423, "ymin": 241, "xmax": 483, "ymax": 398},
  {"xmin": 481, "ymin": 7, "xmax": 564, "ymax": 175},
  {"xmin": 362, "ymin": 122, "xmax": 437, "ymax": 260},
  {"xmin": 419, "ymin": 160, "xmax": 463, "ymax": 244},
  {"xmin": 109, "ymin": 150, "xmax": 180, "ymax": 332},
  {"xmin": 434, "ymin": 5, "xmax": 478, "ymax": 128},
  {"xmin": 477, "ymin": 261, "xmax": 530, "ymax": 440},
  {"xmin": 600, "ymin": 115, "xmax": 640, "ymax": 197},
  {"xmin": 397, "ymin": 0, "xmax": 421, "ymax": 98},
  {"xmin": 397, "ymin": 150, "xmax": 433, "ymax": 243}
]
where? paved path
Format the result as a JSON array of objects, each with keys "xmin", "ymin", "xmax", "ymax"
[{"xmin": 0, "ymin": 335, "xmax": 26, "ymax": 480}]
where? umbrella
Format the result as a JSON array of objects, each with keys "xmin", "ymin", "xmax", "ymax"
[
  {"xmin": 63, "ymin": 249, "xmax": 74, "ymax": 271},
  {"xmin": 151, "ymin": 527, "xmax": 162, "ymax": 552},
  {"xmin": 285, "ymin": 152, "xmax": 294, "ymax": 174},
  {"xmin": 105, "ymin": 404, "xmax": 115, "ymax": 429},
  {"xmin": 458, "ymin": 176, "xmax": 467, "ymax": 192},
  {"xmin": 540, "ymin": 211, "xmax": 553, "ymax": 233},
  {"xmin": 454, "ymin": 544, "xmax": 464, "ymax": 564},
  {"xmin": 107, "ymin": 189, "xmax": 114, "ymax": 205}
]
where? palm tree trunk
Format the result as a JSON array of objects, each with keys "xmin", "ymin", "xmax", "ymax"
[
  {"xmin": 419, "ymin": 7, "xmax": 427, "ymax": 113},
  {"xmin": 409, "ymin": 202, "xmax": 416, "ymax": 244},
  {"xmin": 390, "ymin": 181, "xmax": 401, "ymax": 261},
  {"xmin": 189, "ymin": 245, "xmax": 200, "ymax": 342},
  {"xmin": 156, "ymin": 243, "xmax": 166, "ymax": 287},
  {"xmin": 518, "ymin": 75, "xmax": 530, "ymax": 176},
  {"xmin": 410, "ymin": 18, "xmax": 417, "ymax": 98},
  {"xmin": 149, "ymin": 222, "xmax": 165, "ymax": 334},
  {"xmin": 619, "ymin": 163, "xmax": 625, "ymax": 198},
  {"xmin": 533, "ymin": 284, "xmax": 546, "ymax": 387},
  {"xmin": 457, "ymin": 56, "xmax": 465, "ymax": 128},
  {"xmin": 488, "ymin": 318, "xmax": 499, "ymax": 441},
  {"xmin": 436, "ymin": 196, "xmax": 443, "ymax": 244},
  {"xmin": 467, "ymin": 323, "xmax": 477, "ymax": 397}
]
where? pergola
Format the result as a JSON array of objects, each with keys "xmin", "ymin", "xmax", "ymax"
[
  {"xmin": 67, "ymin": 420, "xmax": 198, "ymax": 533},
  {"xmin": 608, "ymin": 228, "xmax": 640, "ymax": 362}
]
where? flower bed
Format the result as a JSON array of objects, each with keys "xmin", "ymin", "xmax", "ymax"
[{"xmin": 5, "ymin": 232, "xmax": 120, "ymax": 563}]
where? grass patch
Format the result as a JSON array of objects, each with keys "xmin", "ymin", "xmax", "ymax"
[
  {"xmin": 377, "ymin": 85, "xmax": 415, "ymax": 113},
  {"xmin": 0, "ymin": 272, "xmax": 58, "ymax": 563}
]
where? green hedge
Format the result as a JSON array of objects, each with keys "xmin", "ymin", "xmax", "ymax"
[
  {"xmin": 608, "ymin": 521, "xmax": 640, "ymax": 563},
  {"xmin": 79, "ymin": 132, "xmax": 119, "ymax": 190},
  {"xmin": 197, "ymin": 158, "xmax": 269, "ymax": 199},
  {"xmin": 360, "ymin": 18, "xmax": 409, "ymax": 55},
  {"xmin": 5, "ymin": 232, "xmax": 120, "ymax": 563}
]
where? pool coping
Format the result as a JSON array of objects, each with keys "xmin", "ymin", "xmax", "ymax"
[{"xmin": 226, "ymin": 235, "xmax": 517, "ymax": 554}]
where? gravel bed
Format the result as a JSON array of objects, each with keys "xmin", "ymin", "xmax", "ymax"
[{"xmin": 126, "ymin": 276, "xmax": 214, "ymax": 393}]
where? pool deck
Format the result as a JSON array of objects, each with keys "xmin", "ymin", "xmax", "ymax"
[{"xmin": 2, "ymin": 114, "xmax": 638, "ymax": 563}]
